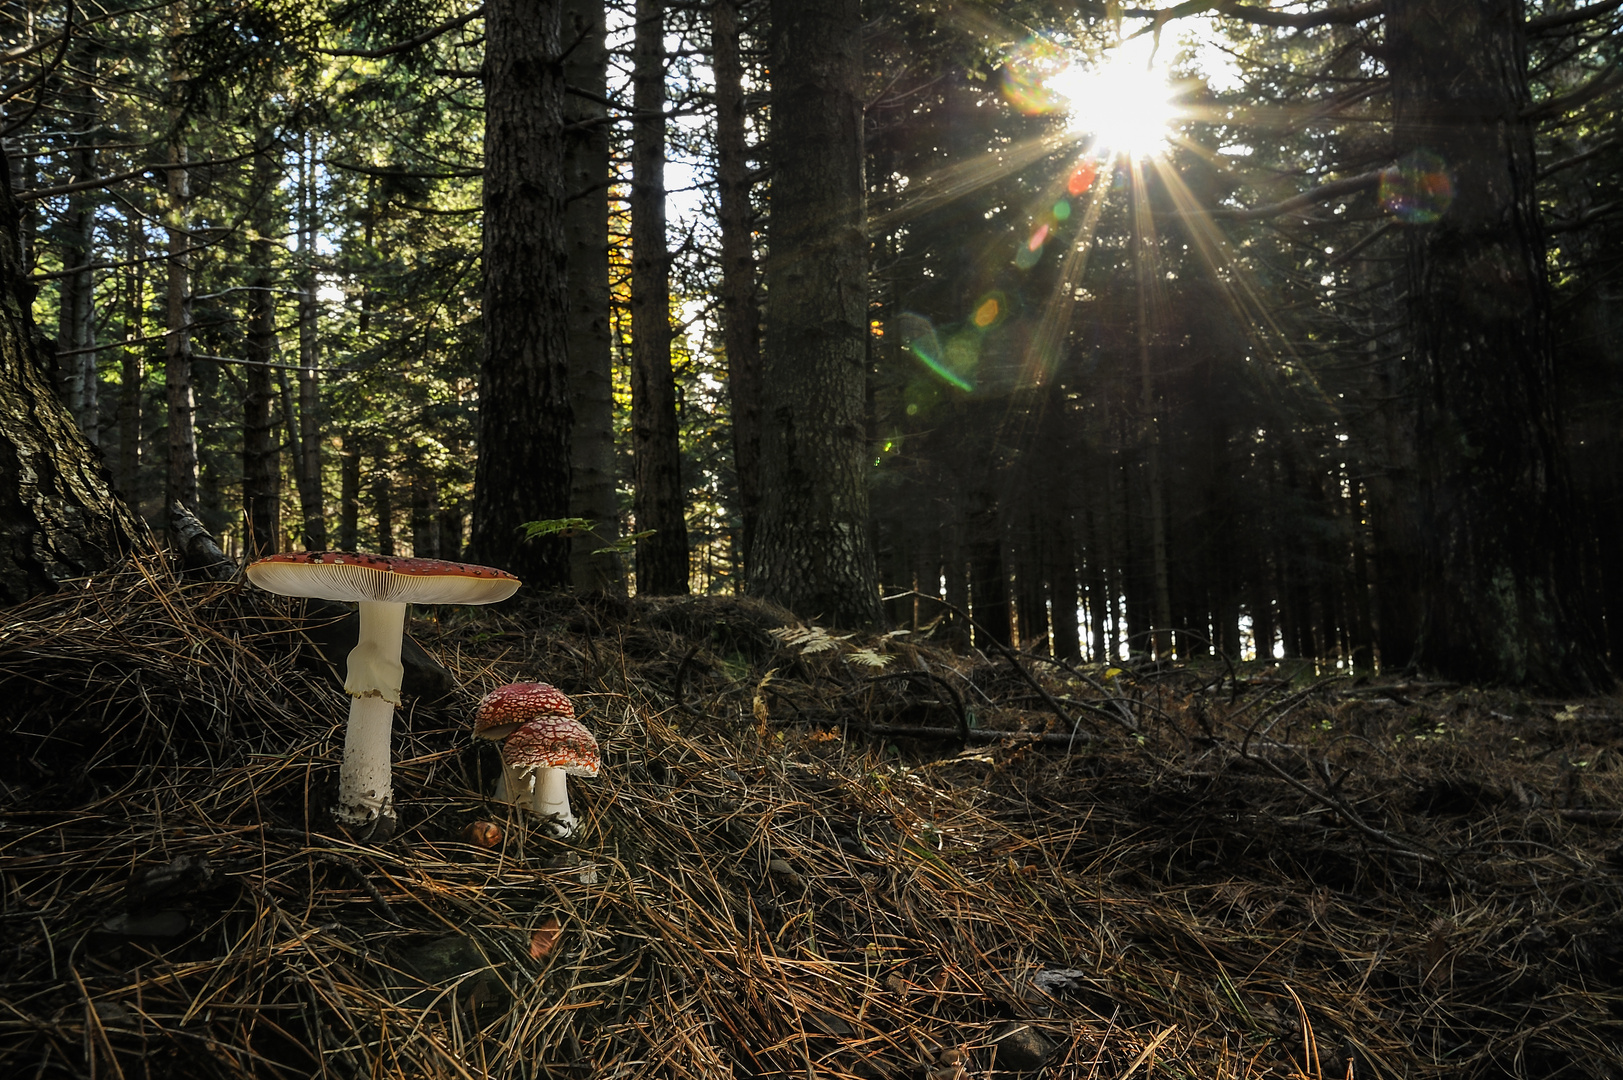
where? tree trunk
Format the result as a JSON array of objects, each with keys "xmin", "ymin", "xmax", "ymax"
[
  {"xmin": 164, "ymin": 129, "xmax": 198, "ymax": 517},
  {"xmin": 371, "ymin": 444, "xmax": 395, "ymax": 555},
  {"xmin": 118, "ymin": 216, "xmax": 144, "ymax": 508},
  {"xmin": 629, "ymin": 0, "xmax": 688, "ymax": 596},
  {"xmin": 1, "ymin": 148, "xmax": 144, "ymax": 604},
  {"xmin": 338, "ymin": 438, "xmax": 360, "ymax": 550},
  {"xmin": 1388, "ymin": 0, "xmax": 1610, "ymax": 691},
  {"xmin": 563, "ymin": 0, "xmax": 623, "ymax": 594},
  {"xmin": 713, "ymin": 0, "xmax": 764, "ymax": 579},
  {"xmin": 471, "ymin": 0, "xmax": 573, "ymax": 587},
  {"xmin": 749, "ymin": 0, "xmax": 880, "ymax": 627},
  {"xmin": 243, "ymin": 143, "xmax": 281, "ymax": 558},
  {"xmin": 56, "ymin": 51, "xmax": 98, "ymax": 443},
  {"xmin": 295, "ymin": 132, "xmax": 326, "ymax": 550}
]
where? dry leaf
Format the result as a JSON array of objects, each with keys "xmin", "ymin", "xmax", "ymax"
[{"xmin": 530, "ymin": 916, "xmax": 562, "ymax": 960}]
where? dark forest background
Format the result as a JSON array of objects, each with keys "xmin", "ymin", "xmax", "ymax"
[{"xmin": 3, "ymin": 0, "xmax": 1620, "ymax": 692}]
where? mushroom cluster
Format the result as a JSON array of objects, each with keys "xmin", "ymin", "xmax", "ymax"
[
  {"xmin": 246, "ymin": 552, "xmax": 521, "ymax": 834},
  {"xmin": 474, "ymin": 682, "xmax": 599, "ymax": 837}
]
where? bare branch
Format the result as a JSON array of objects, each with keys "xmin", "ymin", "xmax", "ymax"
[
  {"xmin": 1210, "ymin": 169, "xmax": 1383, "ymax": 220},
  {"xmin": 1122, "ymin": 1, "xmax": 1382, "ymax": 32},
  {"xmin": 1527, "ymin": 0, "xmax": 1623, "ymax": 33}
]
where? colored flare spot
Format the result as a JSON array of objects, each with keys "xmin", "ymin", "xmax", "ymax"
[
  {"xmin": 1380, "ymin": 150, "xmax": 1454, "ymax": 224},
  {"xmin": 999, "ymin": 38, "xmax": 1068, "ymax": 115},
  {"xmin": 1053, "ymin": 200, "xmax": 1071, "ymax": 221},
  {"xmin": 1028, "ymin": 223, "xmax": 1050, "ymax": 251},
  {"xmin": 895, "ymin": 312, "xmax": 975, "ymax": 392},
  {"xmin": 1067, "ymin": 162, "xmax": 1097, "ymax": 195},
  {"xmin": 974, "ymin": 297, "xmax": 1000, "ymax": 327}
]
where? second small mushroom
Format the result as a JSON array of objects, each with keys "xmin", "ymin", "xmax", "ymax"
[{"xmin": 474, "ymin": 682, "xmax": 600, "ymax": 837}]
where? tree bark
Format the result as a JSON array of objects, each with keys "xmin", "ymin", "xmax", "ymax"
[
  {"xmin": 56, "ymin": 50, "xmax": 98, "ymax": 443},
  {"xmin": 749, "ymin": 0, "xmax": 880, "ymax": 627},
  {"xmin": 562, "ymin": 0, "xmax": 624, "ymax": 594},
  {"xmin": 1388, "ymin": 0, "xmax": 1611, "ymax": 691},
  {"xmin": 1, "ymin": 147, "xmax": 143, "ymax": 604},
  {"xmin": 713, "ymin": 0, "xmax": 764, "ymax": 580},
  {"xmin": 243, "ymin": 142, "xmax": 281, "ymax": 558},
  {"xmin": 295, "ymin": 132, "xmax": 326, "ymax": 550},
  {"xmin": 338, "ymin": 437, "xmax": 360, "ymax": 550},
  {"xmin": 471, "ymin": 0, "xmax": 573, "ymax": 587},
  {"xmin": 118, "ymin": 215, "xmax": 144, "ymax": 508},
  {"xmin": 629, "ymin": 0, "xmax": 689, "ymax": 596},
  {"xmin": 164, "ymin": 130, "xmax": 198, "ymax": 517}
]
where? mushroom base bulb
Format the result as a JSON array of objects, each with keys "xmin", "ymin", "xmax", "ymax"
[
  {"xmin": 335, "ymin": 694, "xmax": 398, "ymax": 829},
  {"xmin": 503, "ymin": 764, "xmax": 578, "ymax": 838}
]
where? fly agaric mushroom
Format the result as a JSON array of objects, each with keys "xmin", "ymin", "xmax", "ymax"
[
  {"xmin": 246, "ymin": 552, "xmax": 520, "ymax": 833},
  {"xmin": 474, "ymin": 683, "xmax": 599, "ymax": 836}
]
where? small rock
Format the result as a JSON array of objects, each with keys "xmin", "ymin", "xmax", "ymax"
[
  {"xmin": 127, "ymin": 855, "xmax": 215, "ymax": 910},
  {"xmin": 987, "ymin": 1022, "xmax": 1054, "ymax": 1072}
]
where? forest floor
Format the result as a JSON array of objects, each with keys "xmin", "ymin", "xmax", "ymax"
[{"xmin": 2, "ymin": 553, "xmax": 1621, "ymax": 1080}]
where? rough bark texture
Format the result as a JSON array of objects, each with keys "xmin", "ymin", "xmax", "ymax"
[
  {"xmin": 0, "ymin": 149, "xmax": 143, "ymax": 605},
  {"xmin": 713, "ymin": 0, "xmax": 763, "ymax": 581},
  {"xmin": 563, "ymin": 0, "xmax": 624, "ymax": 594},
  {"xmin": 629, "ymin": 0, "xmax": 689, "ymax": 595},
  {"xmin": 471, "ymin": 0, "xmax": 573, "ymax": 587},
  {"xmin": 1389, "ymin": 0, "xmax": 1611, "ymax": 691},
  {"xmin": 748, "ymin": 0, "xmax": 880, "ymax": 627}
]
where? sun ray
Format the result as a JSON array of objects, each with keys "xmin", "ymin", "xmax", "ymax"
[
  {"xmin": 1145, "ymin": 153, "xmax": 1329, "ymax": 405},
  {"xmin": 868, "ymin": 128, "xmax": 1080, "ymax": 232},
  {"xmin": 1025, "ymin": 159, "xmax": 1113, "ymax": 383}
]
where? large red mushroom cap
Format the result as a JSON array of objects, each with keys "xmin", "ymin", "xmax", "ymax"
[
  {"xmin": 474, "ymin": 681, "xmax": 576, "ymax": 741},
  {"xmin": 246, "ymin": 552, "xmax": 521, "ymax": 606},
  {"xmin": 501, "ymin": 713, "xmax": 601, "ymax": 778}
]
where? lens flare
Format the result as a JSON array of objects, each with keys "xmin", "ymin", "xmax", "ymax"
[
  {"xmin": 1379, "ymin": 150, "xmax": 1454, "ymax": 224},
  {"xmin": 894, "ymin": 311, "xmax": 975, "ymax": 392},
  {"xmin": 973, "ymin": 295, "xmax": 1002, "ymax": 327},
  {"xmin": 1068, "ymin": 161, "xmax": 1098, "ymax": 195},
  {"xmin": 999, "ymin": 38, "xmax": 1070, "ymax": 115}
]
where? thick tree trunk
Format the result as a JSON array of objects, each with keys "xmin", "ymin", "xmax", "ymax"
[
  {"xmin": 713, "ymin": 0, "xmax": 763, "ymax": 579},
  {"xmin": 563, "ymin": 0, "xmax": 623, "ymax": 594},
  {"xmin": 471, "ymin": 0, "xmax": 573, "ymax": 587},
  {"xmin": 1388, "ymin": 0, "xmax": 1610, "ymax": 691},
  {"xmin": 749, "ymin": 0, "xmax": 880, "ymax": 627},
  {"xmin": 629, "ymin": 0, "xmax": 688, "ymax": 596},
  {"xmin": 243, "ymin": 144, "xmax": 281, "ymax": 558},
  {"xmin": 1, "ymin": 149, "xmax": 143, "ymax": 604}
]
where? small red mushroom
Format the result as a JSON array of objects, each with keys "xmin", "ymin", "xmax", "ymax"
[{"xmin": 473, "ymin": 683, "xmax": 598, "ymax": 837}]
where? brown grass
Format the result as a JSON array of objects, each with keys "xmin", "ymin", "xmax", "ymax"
[{"xmin": 2, "ymin": 552, "xmax": 1621, "ymax": 1079}]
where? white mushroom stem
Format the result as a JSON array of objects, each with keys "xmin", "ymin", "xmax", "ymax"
[
  {"xmin": 335, "ymin": 600, "xmax": 407, "ymax": 827},
  {"xmin": 501, "ymin": 764, "xmax": 577, "ymax": 837},
  {"xmin": 337, "ymin": 695, "xmax": 396, "ymax": 826}
]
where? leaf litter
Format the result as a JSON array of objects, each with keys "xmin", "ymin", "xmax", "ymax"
[{"xmin": 1, "ymin": 552, "xmax": 1621, "ymax": 1078}]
